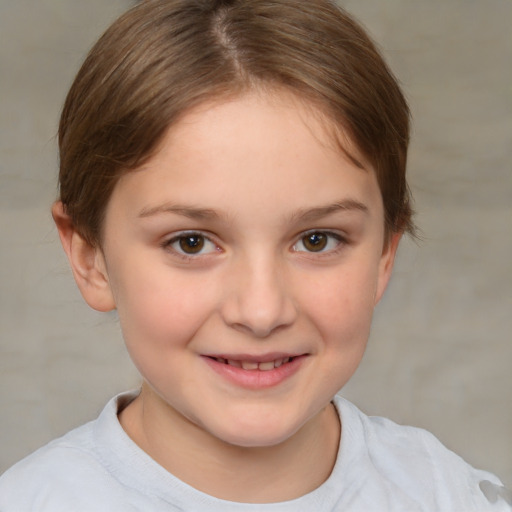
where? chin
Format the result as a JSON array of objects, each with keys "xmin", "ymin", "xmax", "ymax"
[
  {"xmin": 207, "ymin": 412, "xmax": 304, "ymax": 449},
  {"xmin": 221, "ymin": 429, "xmax": 297, "ymax": 449}
]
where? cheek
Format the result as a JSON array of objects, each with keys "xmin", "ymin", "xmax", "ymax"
[
  {"xmin": 109, "ymin": 264, "xmax": 218, "ymax": 352},
  {"xmin": 297, "ymin": 261, "xmax": 379, "ymax": 341},
  {"xmin": 298, "ymin": 264, "xmax": 379, "ymax": 393}
]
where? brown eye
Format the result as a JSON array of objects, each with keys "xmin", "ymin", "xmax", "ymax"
[
  {"xmin": 165, "ymin": 232, "xmax": 219, "ymax": 258},
  {"xmin": 178, "ymin": 234, "xmax": 205, "ymax": 254},
  {"xmin": 293, "ymin": 231, "xmax": 343, "ymax": 254},
  {"xmin": 302, "ymin": 232, "xmax": 328, "ymax": 252}
]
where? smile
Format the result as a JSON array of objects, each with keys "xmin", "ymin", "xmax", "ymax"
[
  {"xmin": 210, "ymin": 357, "xmax": 294, "ymax": 371},
  {"xmin": 203, "ymin": 354, "xmax": 307, "ymax": 389}
]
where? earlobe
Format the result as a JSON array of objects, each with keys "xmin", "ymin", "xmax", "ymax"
[
  {"xmin": 374, "ymin": 232, "xmax": 402, "ymax": 305},
  {"xmin": 52, "ymin": 201, "xmax": 116, "ymax": 312}
]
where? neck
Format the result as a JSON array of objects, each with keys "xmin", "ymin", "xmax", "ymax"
[{"xmin": 119, "ymin": 385, "xmax": 341, "ymax": 503}]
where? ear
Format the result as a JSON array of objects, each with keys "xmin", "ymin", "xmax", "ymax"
[
  {"xmin": 52, "ymin": 201, "xmax": 116, "ymax": 312},
  {"xmin": 374, "ymin": 232, "xmax": 402, "ymax": 305}
]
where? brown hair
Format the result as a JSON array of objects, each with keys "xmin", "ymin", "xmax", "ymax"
[{"xmin": 58, "ymin": 0, "xmax": 413, "ymax": 246}]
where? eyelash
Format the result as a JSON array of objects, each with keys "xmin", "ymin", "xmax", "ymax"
[
  {"xmin": 161, "ymin": 231, "xmax": 220, "ymax": 261},
  {"xmin": 292, "ymin": 230, "xmax": 347, "ymax": 256},
  {"xmin": 161, "ymin": 229, "xmax": 348, "ymax": 261}
]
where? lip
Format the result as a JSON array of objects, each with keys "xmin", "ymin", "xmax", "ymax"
[{"xmin": 202, "ymin": 353, "xmax": 308, "ymax": 390}]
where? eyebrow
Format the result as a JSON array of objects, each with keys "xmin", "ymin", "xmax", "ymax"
[
  {"xmin": 138, "ymin": 199, "xmax": 368, "ymax": 222},
  {"xmin": 138, "ymin": 203, "xmax": 222, "ymax": 220},
  {"xmin": 288, "ymin": 199, "xmax": 369, "ymax": 223}
]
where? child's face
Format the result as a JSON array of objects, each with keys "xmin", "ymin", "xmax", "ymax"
[{"xmin": 92, "ymin": 91, "xmax": 398, "ymax": 447}]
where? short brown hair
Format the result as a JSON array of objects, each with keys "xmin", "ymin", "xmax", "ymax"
[{"xmin": 58, "ymin": 0, "xmax": 413, "ymax": 246}]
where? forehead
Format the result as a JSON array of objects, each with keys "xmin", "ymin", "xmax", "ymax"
[
  {"xmin": 108, "ymin": 90, "xmax": 383, "ymax": 226},
  {"xmin": 170, "ymin": 88, "xmax": 368, "ymax": 168}
]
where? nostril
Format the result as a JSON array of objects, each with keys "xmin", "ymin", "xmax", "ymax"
[{"xmin": 219, "ymin": 271, "xmax": 298, "ymax": 338}]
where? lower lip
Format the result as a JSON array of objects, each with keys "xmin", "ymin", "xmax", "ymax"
[{"xmin": 203, "ymin": 356, "xmax": 306, "ymax": 390}]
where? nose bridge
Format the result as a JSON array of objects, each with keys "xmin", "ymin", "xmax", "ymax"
[{"xmin": 221, "ymin": 248, "xmax": 296, "ymax": 338}]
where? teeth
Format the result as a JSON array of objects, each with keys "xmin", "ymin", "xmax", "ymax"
[
  {"xmin": 241, "ymin": 361, "xmax": 259, "ymax": 370},
  {"xmin": 213, "ymin": 356, "xmax": 295, "ymax": 370},
  {"xmin": 258, "ymin": 361, "xmax": 275, "ymax": 371}
]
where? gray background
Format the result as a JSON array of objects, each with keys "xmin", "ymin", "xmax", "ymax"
[{"xmin": 1, "ymin": 0, "xmax": 511, "ymax": 486}]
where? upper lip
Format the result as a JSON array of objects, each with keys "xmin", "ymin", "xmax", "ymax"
[{"xmin": 202, "ymin": 352, "xmax": 306, "ymax": 363}]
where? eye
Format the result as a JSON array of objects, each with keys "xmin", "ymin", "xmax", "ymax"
[
  {"xmin": 293, "ymin": 231, "xmax": 343, "ymax": 253},
  {"xmin": 165, "ymin": 232, "xmax": 219, "ymax": 256}
]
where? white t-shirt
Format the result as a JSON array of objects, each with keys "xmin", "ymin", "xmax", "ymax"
[{"xmin": 0, "ymin": 392, "xmax": 510, "ymax": 511}]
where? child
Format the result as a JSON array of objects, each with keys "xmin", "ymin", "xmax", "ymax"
[{"xmin": 0, "ymin": 0, "xmax": 509, "ymax": 510}]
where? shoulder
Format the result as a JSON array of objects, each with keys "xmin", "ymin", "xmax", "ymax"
[
  {"xmin": 332, "ymin": 396, "xmax": 511, "ymax": 511},
  {"xmin": 0, "ymin": 421, "xmax": 104, "ymax": 510},
  {"xmin": 0, "ymin": 393, "xmax": 139, "ymax": 512}
]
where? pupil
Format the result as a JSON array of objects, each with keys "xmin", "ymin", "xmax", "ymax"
[
  {"xmin": 179, "ymin": 235, "xmax": 204, "ymax": 254},
  {"xmin": 304, "ymin": 233, "xmax": 327, "ymax": 252}
]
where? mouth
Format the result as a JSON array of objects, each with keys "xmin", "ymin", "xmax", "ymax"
[
  {"xmin": 202, "ymin": 353, "xmax": 307, "ymax": 389},
  {"xmin": 206, "ymin": 356, "xmax": 297, "ymax": 371}
]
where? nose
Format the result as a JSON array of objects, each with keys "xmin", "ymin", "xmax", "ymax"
[{"xmin": 220, "ymin": 254, "xmax": 298, "ymax": 338}]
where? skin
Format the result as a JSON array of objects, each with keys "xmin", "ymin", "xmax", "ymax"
[{"xmin": 53, "ymin": 90, "xmax": 401, "ymax": 503}]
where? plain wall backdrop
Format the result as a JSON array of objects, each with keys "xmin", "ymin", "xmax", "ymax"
[{"xmin": 1, "ymin": 0, "xmax": 511, "ymax": 486}]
